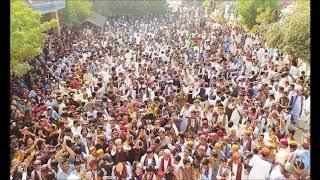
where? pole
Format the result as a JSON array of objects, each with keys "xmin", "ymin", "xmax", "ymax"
[{"xmin": 55, "ymin": 10, "xmax": 61, "ymax": 36}]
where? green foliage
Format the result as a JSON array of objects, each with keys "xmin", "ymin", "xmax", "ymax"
[
  {"xmin": 265, "ymin": 0, "xmax": 310, "ymax": 62},
  {"xmin": 10, "ymin": 1, "xmax": 57, "ymax": 76},
  {"xmin": 60, "ymin": 0, "xmax": 93, "ymax": 26},
  {"xmin": 93, "ymin": 0, "xmax": 169, "ymax": 17},
  {"xmin": 202, "ymin": 0, "xmax": 212, "ymax": 7},
  {"xmin": 235, "ymin": 0, "xmax": 280, "ymax": 31}
]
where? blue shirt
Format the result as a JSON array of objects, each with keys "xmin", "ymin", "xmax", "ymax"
[{"xmin": 297, "ymin": 149, "xmax": 310, "ymax": 170}]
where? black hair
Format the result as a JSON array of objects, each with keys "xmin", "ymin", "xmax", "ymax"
[
  {"xmin": 174, "ymin": 155, "xmax": 181, "ymax": 162},
  {"xmin": 211, "ymin": 152, "xmax": 218, "ymax": 159},
  {"xmin": 183, "ymin": 158, "xmax": 190, "ymax": 164},
  {"xmin": 288, "ymin": 128, "xmax": 295, "ymax": 136},
  {"xmin": 201, "ymin": 158, "xmax": 210, "ymax": 165},
  {"xmin": 228, "ymin": 121, "xmax": 234, "ymax": 128}
]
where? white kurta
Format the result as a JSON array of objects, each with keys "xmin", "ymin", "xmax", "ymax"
[
  {"xmin": 269, "ymin": 165, "xmax": 287, "ymax": 180},
  {"xmin": 298, "ymin": 96, "xmax": 310, "ymax": 130},
  {"xmin": 290, "ymin": 95, "xmax": 304, "ymax": 122},
  {"xmin": 248, "ymin": 156, "xmax": 272, "ymax": 180}
]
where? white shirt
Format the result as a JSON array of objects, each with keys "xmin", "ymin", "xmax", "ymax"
[
  {"xmin": 57, "ymin": 167, "xmax": 72, "ymax": 180},
  {"xmin": 140, "ymin": 154, "xmax": 160, "ymax": 170},
  {"xmin": 248, "ymin": 156, "xmax": 272, "ymax": 180},
  {"xmin": 68, "ymin": 169, "xmax": 81, "ymax": 180},
  {"xmin": 269, "ymin": 165, "xmax": 286, "ymax": 180}
]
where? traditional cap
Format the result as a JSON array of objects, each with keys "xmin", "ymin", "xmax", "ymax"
[
  {"xmin": 194, "ymin": 99, "xmax": 200, "ymax": 103},
  {"xmin": 34, "ymin": 160, "xmax": 41, "ymax": 165},
  {"xmin": 115, "ymin": 139, "xmax": 122, "ymax": 145},
  {"xmin": 146, "ymin": 148, "xmax": 153, "ymax": 154},
  {"xmin": 96, "ymin": 149, "xmax": 104, "ymax": 156},
  {"xmin": 159, "ymin": 127, "xmax": 165, "ymax": 132},
  {"xmin": 231, "ymin": 144, "xmax": 240, "ymax": 151},
  {"xmin": 163, "ymin": 149, "xmax": 171, "ymax": 155},
  {"xmin": 136, "ymin": 163, "xmax": 143, "ymax": 169},
  {"xmin": 214, "ymin": 143, "xmax": 222, "ymax": 149},
  {"xmin": 261, "ymin": 147, "xmax": 271, "ymax": 156},
  {"xmin": 89, "ymin": 146, "xmax": 96, "ymax": 152},
  {"xmin": 289, "ymin": 140, "xmax": 297, "ymax": 146},
  {"xmin": 186, "ymin": 140, "xmax": 194, "ymax": 146},
  {"xmin": 280, "ymin": 138, "xmax": 288, "ymax": 145},
  {"xmin": 285, "ymin": 162, "xmax": 295, "ymax": 173}
]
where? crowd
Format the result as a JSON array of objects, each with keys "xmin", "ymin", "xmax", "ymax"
[{"xmin": 10, "ymin": 9, "xmax": 310, "ymax": 180}]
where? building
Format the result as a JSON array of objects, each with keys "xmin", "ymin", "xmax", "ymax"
[{"xmin": 26, "ymin": 0, "xmax": 65, "ymax": 36}]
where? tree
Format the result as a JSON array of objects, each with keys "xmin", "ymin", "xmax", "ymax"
[
  {"xmin": 60, "ymin": 0, "xmax": 93, "ymax": 27},
  {"xmin": 10, "ymin": 0, "xmax": 57, "ymax": 76},
  {"xmin": 235, "ymin": 0, "xmax": 281, "ymax": 31},
  {"xmin": 265, "ymin": 0, "xmax": 310, "ymax": 62}
]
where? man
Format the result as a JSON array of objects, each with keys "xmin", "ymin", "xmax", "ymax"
[
  {"xmin": 221, "ymin": 136, "xmax": 232, "ymax": 159},
  {"xmin": 140, "ymin": 148, "xmax": 160, "ymax": 171},
  {"xmin": 45, "ymin": 107, "xmax": 59, "ymax": 121},
  {"xmin": 296, "ymin": 139, "xmax": 310, "ymax": 171},
  {"xmin": 157, "ymin": 128, "xmax": 171, "ymax": 149},
  {"xmin": 111, "ymin": 161, "xmax": 132, "ymax": 180},
  {"xmin": 240, "ymin": 131, "xmax": 254, "ymax": 154},
  {"xmin": 195, "ymin": 134, "xmax": 211, "ymax": 157},
  {"xmin": 200, "ymin": 158, "xmax": 213, "ymax": 180},
  {"xmin": 275, "ymin": 138, "xmax": 289, "ymax": 166},
  {"xmin": 31, "ymin": 160, "xmax": 43, "ymax": 180},
  {"xmin": 277, "ymin": 91, "xmax": 289, "ymax": 113},
  {"xmin": 184, "ymin": 111, "xmax": 200, "ymax": 134},
  {"xmin": 141, "ymin": 165, "xmax": 157, "ymax": 180},
  {"xmin": 177, "ymin": 158, "xmax": 196, "ymax": 180},
  {"xmin": 248, "ymin": 147, "xmax": 272, "ymax": 179},
  {"xmin": 269, "ymin": 157, "xmax": 290, "ymax": 180},
  {"xmin": 288, "ymin": 88, "xmax": 305, "ymax": 124},
  {"xmin": 57, "ymin": 160, "xmax": 73, "ymax": 180},
  {"xmin": 228, "ymin": 152, "xmax": 247, "ymax": 180},
  {"xmin": 45, "ymin": 95, "xmax": 58, "ymax": 110},
  {"xmin": 68, "ymin": 160, "xmax": 82, "ymax": 180},
  {"xmin": 159, "ymin": 149, "xmax": 173, "ymax": 174},
  {"xmin": 216, "ymin": 158, "xmax": 231, "ymax": 179},
  {"xmin": 215, "ymin": 103, "xmax": 228, "ymax": 124},
  {"xmin": 111, "ymin": 139, "xmax": 128, "ymax": 164}
]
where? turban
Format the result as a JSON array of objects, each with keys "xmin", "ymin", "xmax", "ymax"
[
  {"xmin": 163, "ymin": 149, "xmax": 171, "ymax": 155},
  {"xmin": 261, "ymin": 147, "xmax": 271, "ymax": 156},
  {"xmin": 215, "ymin": 143, "xmax": 222, "ymax": 149},
  {"xmin": 289, "ymin": 140, "xmax": 297, "ymax": 146},
  {"xmin": 280, "ymin": 138, "xmax": 288, "ymax": 145},
  {"xmin": 96, "ymin": 149, "xmax": 104, "ymax": 157},
  {"xmin": 232, "ymin": 144, "xmax": 240, "ymax": 151}
]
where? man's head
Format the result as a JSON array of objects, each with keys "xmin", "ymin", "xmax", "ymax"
[{"xmin": 62, "ymin": 160, "xmax": 69, "ymax": 172}]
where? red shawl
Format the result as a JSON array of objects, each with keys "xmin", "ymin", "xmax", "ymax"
[
  {"xmin": 161, "ymin": 157, "xmax": 172, "ymax": 172},
  {"xmin": 228, "ymin": 160, "xmax": 243, "ymax": 180},
  {"xmin": 235, "ymin": 162, "xmax": 242, "ymax": 180},
  {"xmin": 241, "ymin": 138, "xmax": 252, "ymax": 152}
]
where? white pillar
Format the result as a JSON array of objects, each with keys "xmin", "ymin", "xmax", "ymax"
[{"xmin": 55, "ymin": 10, "xmax": 61, "ymax": 36}]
